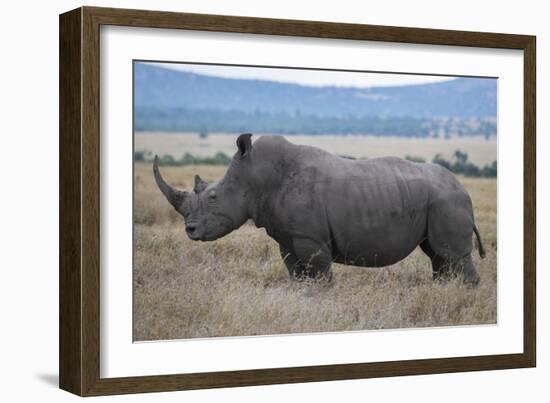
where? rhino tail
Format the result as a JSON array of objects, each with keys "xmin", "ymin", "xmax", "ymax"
[{"xmin": 473, "ymin": 225, "xmax": 486, "ymax": 259}]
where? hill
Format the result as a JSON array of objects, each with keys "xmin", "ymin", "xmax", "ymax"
[{"xmin": 134, "ymin": 63, "xmax": 497, "ymax": 136}]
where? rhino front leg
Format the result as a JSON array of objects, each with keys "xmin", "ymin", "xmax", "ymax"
[
  {"xmin": 279, "ymin": 244, "xmax": 299, "ymax": 276},
  {"xmin": 291, "ymin": 238, "xmax": 333, "ymax": 281}
]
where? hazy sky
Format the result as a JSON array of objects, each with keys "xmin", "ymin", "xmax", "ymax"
[{"xmin": 148, "ymin": 62, "xmax": 456, "ymax": 88}]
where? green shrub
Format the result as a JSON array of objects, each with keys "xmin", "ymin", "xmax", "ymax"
[
  {"xmin": 405, "ymin": 155, "xmax": 426, "ymax": 163},
  {"xmin": 432, "ymin": 153, "xmax": 452, "ymax": 171},
  {"xmin": 432, "ymin": 150, "xmax": 496, "ymax": 178}
]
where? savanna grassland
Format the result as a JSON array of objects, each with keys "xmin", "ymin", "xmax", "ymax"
[{"xmin": 133, "ymin": 140, "xmax": 497, "ymax": 341}]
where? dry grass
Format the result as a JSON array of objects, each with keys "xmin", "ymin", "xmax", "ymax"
[
  {"xmin": 136, "ymin": 132, "xmax": 497, "ymax": 166},
  {"xmin": 133, "ymin": 163, "xmax": 497, "ymax": 341}
]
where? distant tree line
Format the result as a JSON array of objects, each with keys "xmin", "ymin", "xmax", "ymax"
[
  {"xmin": 135, "ymin": 107, "xmax": 496, "ymax": 138},
  {"xmin": 136, "ymin": 149, "xmax": 496, "ymax": 178},
  {"xmin": 135, "ymin": 150, "xmax": 232, "ymax": 166}
]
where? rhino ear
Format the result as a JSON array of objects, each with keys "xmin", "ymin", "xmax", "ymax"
[
  {"xmin": 193, "ymin": 174, "xmax": 208, "ymax": 194},
  {"xmin": 236, "ymin": 133, "xmax": 253, "ymax": 159}
]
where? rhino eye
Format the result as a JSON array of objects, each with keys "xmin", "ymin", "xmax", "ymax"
[{"xmin": 208, "ymin": 192, "xmax": 217, "ymax": 200}]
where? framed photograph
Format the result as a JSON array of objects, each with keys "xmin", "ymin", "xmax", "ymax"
[{"xmin": 59, "ymin": 6, "xmax": 536, "ymax": 396}]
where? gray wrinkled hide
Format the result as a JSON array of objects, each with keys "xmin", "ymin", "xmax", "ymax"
[{"xmin": 154, "ymin": 134, "xmax": 485, "ymax": 285}]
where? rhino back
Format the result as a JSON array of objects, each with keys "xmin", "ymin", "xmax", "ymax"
[{"xmin": 248, "ymin": 137, "xmax": 470, "ymax": 266}]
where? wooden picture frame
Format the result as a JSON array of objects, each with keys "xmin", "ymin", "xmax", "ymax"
[{"xmin": 59, "ymin": 6, "xmax": 536, "ymax": 396}]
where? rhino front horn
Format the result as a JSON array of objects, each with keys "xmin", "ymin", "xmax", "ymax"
[{"xmin": 153, "ymin": 155, "xmax": 188, "ymax": 208}]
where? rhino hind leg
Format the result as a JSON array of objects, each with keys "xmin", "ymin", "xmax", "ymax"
[
  {"xmin": 453, "ymin": 254, "xmax": 480, "ymax": 286},
  {"xmin": 281, "ymin": 238, "xmax": 333, "ymax": 281},
  {"xmin": 423, "ymin": 199, "xmax": 480, "ymax": 286},
  {"xmin": 419, "ymin": 239, "xmax": 450, "ymax": 280},
  {"xmin": 420, "ymin": 240, "xmax": 480, "ymax": 286}
]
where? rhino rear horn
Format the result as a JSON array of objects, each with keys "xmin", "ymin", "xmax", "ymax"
[
  {"xmin": 153, "ymin": 156, "xmax": 188, "ymax": 208},
  {"xmin": 236, "ymin": 133, "xmax": 253, "ymax": 159},
  {"xmin": 193, "ymin": 174, "xmax": 208, "ymax": 194}
]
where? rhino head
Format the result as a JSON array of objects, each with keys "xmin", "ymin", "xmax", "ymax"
[{"xmin": 153, "ymin": 134, "xmax": 253, "ymax": 241}]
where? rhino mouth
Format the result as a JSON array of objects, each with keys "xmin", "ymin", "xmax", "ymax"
[
  {"xmin": 185, "ymin": 213, "xmax": 236, "ymax": 242},
  {"xmin": 185, "ymin": 222, "xmax": 201, "ymax": 240},
  {"xmin": 185, "ymin": 223, "xmax": 226, "ymax": 242}
]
